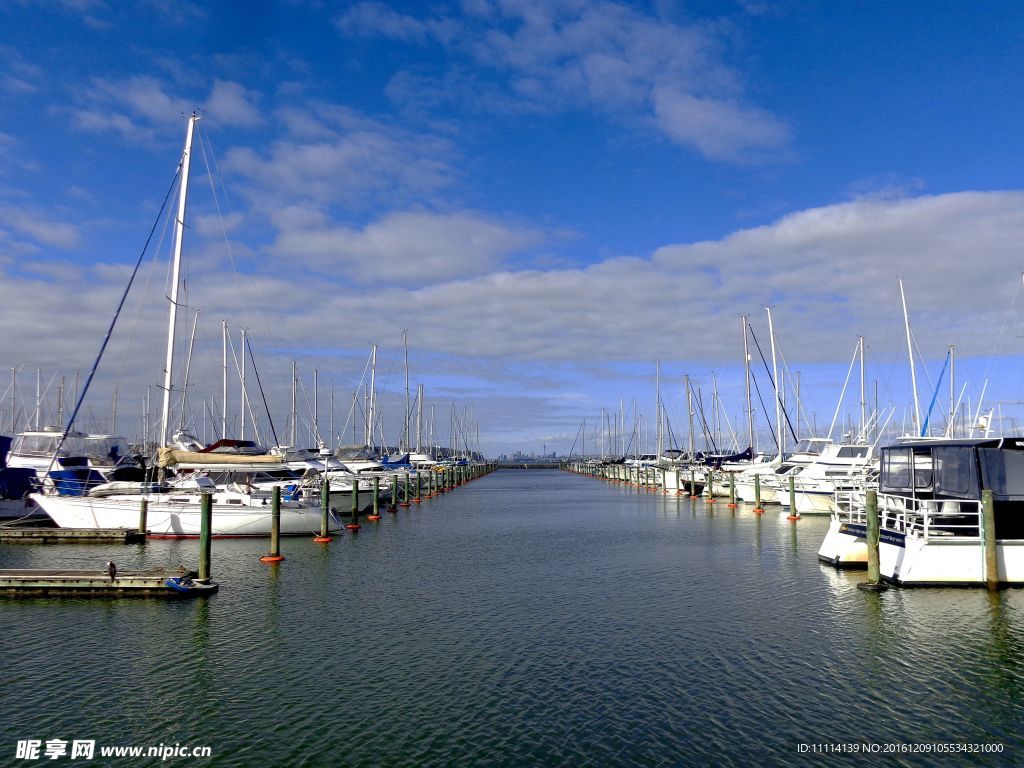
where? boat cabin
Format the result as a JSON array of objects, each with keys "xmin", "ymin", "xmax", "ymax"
[{"xmin": 878, "ymin": 438, "xmax": 1024, "ymax": 539}]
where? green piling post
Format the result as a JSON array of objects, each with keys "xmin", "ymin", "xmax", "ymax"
[
  {"xmin": 787, "ymin": 475, "xmax": 799, "ymax": 520},
  {"xmin": 982, "ymin": 489, "xmax": 999, "ymax": 590},
  {"xmin": 728, "ymin": 472, "xmax": 737, "ymax": 508},
  {"xmin": 372, "ymin": 477, "xmax": 380, "ymax": 516},
  {"xmin": 348, "ymin": 478, "xmax": 361, "ymax": 529},
  {"xmin": 315, "ymin": 478, "xmax": 331, "ymax": 541},
  {"xmin": 261, "ymin": 486, "xmax": 284, "ymax": 562},
  {"xmin": 198, "ymin": 492, "xmax": 212, "ymax": 582},
  {"xmin": 413, "ymin": 471, "xmax": 422, "ymax": 503},
  {"xmin": 138, "ymin": 498, "xmax": 148, "ymax": 535},
  {"xmin": 858, "ymin": 489, "xmax": 887, "ymax": 592},
  {"xmin": 390, "ymin": 474, "xmax": 399, "ymax": 512},
  {"xmin": 753, "ymin": 474, "xmax": 763, "ymax": 514}
]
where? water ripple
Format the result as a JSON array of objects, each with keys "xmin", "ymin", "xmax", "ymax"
[{"xmin": 2, "ymin": 471, "xmax": 1023, "ymax": 766}]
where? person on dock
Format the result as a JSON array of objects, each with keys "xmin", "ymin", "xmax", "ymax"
[{"xmin": 106, "ymin": 561, "xmax": 116, "ymax": 581}]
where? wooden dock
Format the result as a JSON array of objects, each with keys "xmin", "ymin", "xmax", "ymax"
[
  {"xmin": 0, "ymin": 526, "xmax": 146, "ymax": 544},
  {"xmin": 0, "ymin": 567, "xmax": 213, "ymax": 597}
]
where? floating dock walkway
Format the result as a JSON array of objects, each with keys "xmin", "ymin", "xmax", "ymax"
[
  {"xmin": 0, "ymin": 526, "xmax": 146, "ymax": 544},
  {"xmin": 0, "ymin": 567, "xmax": 215, "ymax": 597}
]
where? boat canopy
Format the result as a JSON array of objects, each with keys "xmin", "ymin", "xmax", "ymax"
[{"xmin": 157, "ymin": 448, "xmax": 284, "ymax": 468}]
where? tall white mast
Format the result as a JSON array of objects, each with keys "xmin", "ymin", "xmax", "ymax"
[
  {"xmin": 416, "ymin": 383, "xmax": 424, "ymax": 453},
  {"xmin": 290, "ymin": 360, "xmax": 297, "ymax": 448},
  {"xmin": 948, "ymin": 344, "xmax": 956, "ymax": 438},
  {"xmin": 221, "ymin": 319, "xmax": 228, "ymax": 439},
  {"xmin": 178, "ymin": 309, "xmax": 200, "ymax": 432},
  {"xmin": 372, "ymin": 344, "xmax": 380, "ymax": 448},
  {"xmin": 900, "ymin": 278, "xmax": 921, "ymax": 436},
  {"xmin": 313, "ymin": 367, "xmax": 319, "ymax": 446},
  {"xmin": 160, "ymin": 112, "xmax": 197, "ymax": 448},
  {"xmin": 766, "ymin": 306, "xmax": 783, "ymax": 459},
  {"xmin": 685, "ymin": 374, "xmax": 695, "ymax": 459},
  {"xmin": 743, "ymin": 315, "xmax": 754, "ymax": 452},
  {"xmin": 403, "ymin": 330, "xmax": 410, "ymax": 453},
  {"xmin": 655, "ymin": 362, "xmax": 662, "ymax": 458},
  {"xmin": 858, "ymin": 336, "xmax": 866, "ymax": 441},
  {"xmin": 240, "ymin": 328, "xmax": 247, "ymax": 441}
]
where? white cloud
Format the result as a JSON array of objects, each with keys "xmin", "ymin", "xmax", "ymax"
[
  {"xmin": 70, "ymin": 77, "xmax": 263, "ymax": 143},
  {"xmin": 6, "ymin": 190, "xmax": 1024, "ymax": 453},
  {"xmin": 0, "ymin": 204, "xmax": 81, "ymax": 250},
  {"xmin": 651, "ymin": 86, "xmax": 791, "ymax": 161},
  {"xmin": 336, "ymin": 0, "xmax": 788, "ymax": 161},
  {"xmin": 202, "ymin": 81, "xmax": 264, "ymax": 128},
  {"xmin": 224, "ymin": 104, "xmax": 458, "ymax": 211},
  {"xmin": 273, "ymin": 209, "xmax": 544, "ymax": 284}
]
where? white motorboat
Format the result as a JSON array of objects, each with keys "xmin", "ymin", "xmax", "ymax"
[{"xmin": 818, "ymin": 437, "xmax": 1024, "ymax": 585}]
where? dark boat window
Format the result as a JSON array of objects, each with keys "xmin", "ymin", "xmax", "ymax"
[
  {"xmin": 836, "ymin": 446, "xmax": 868, "ymax": 458},
  {"xmin": 932, "ymin": 446, "xmax": 977, "ymax": 498},
  {"xmin": 912, "ymin": 447, "xmax": 933, "ymax": 489},
  {"xmin": 880, "ymin": 448, "xmax": 912, "ymax": 491},
  {"xmin": 979, "ymin": 448, "xmax": 1024, "ymax": 499}
]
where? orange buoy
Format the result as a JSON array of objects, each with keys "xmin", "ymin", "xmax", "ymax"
[
  {"xmin": 313, "ymin": 536, "xmax": 331, "ymax": 542},
  {"xmin": 367, "ymin": 514, "xmax": 381, "ymax": 521},
  {"xmin": 346, "ymin": 523, "xmax": 361, "ymax": 530},
  {"xmin": 259, "ymin": 555, "xmax": 285, "ymax": 563}
]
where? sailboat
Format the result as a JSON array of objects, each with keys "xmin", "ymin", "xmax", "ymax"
[{"xmin": 31, "ymin": 114, "xmax": 340, "ymax": 537}]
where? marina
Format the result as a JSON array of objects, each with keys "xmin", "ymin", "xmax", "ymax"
[
  {"xmin": 2, "ymin": 469, "xmax": 1022, "ymax": 765},
  {"xmin": 6, "ymin": 1, "xmax": 1024, "ymax": 764}
]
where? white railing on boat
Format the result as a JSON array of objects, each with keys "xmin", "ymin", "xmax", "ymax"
[{"xmin": 832, "ymin": 490, "xmax": 981, "ymax": 540}]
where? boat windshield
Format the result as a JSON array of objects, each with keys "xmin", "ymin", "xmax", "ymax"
[
  {"xmin": 932, "ymin": 446, "xmax": 979, "ymax": 499},
  {"xmin": 979, "ymin": 447, "xmax": 1024, "ymax": 499},
  {"xmin": 11, "ymin": 432, "xmax": 88, "ymax": 458},
  {"xmin": 836, "ymin": 446, "xmax": 869, "ymax": 459},
  {"xmin": 880, "ymin": 447, "xmax": 933, "ymax": 492},
  {"xmin": 83, "ymin": 436, "xmax": 131, "ymax": 463},
  {"xmin": 794, "ymin": 438, "xmax": 830, "ymax": 455}
]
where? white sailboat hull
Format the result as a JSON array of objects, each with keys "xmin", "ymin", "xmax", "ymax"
[{"xmin": 31, "ymin": 493, "xmax": 339, "ymax": 537}]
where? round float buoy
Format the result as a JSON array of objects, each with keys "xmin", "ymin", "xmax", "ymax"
[
  {"xmin": 259, "ymin": 555, "xmax": 285, "ymax": 563},
  {"xmin": 313, "ymin": 536, "xmax": 331, "ymax": 542},
  {"xmin": 367, "ymin": 514, "xmax": 381, "ymax": 521},
  {"xmin": 346, "ymin": 523, "xmax": 361, "ymax": 530}
]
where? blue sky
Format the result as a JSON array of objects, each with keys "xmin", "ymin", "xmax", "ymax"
[{"xmin": 3, "ymin": 0, "xmax": 1024, "ymax": 456}]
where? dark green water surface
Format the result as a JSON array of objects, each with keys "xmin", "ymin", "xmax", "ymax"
[{"xmin": 3, "ymin": 470, "xmax": 1023, "ymax": 766}]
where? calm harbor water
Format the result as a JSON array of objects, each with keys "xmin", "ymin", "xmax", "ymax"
[{"xmin": 3, "ymin": 469, "xmax": 1024, "ymax": 767}]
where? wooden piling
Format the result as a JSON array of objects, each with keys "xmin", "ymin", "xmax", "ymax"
[
  {"xmin": 198, "ymin": 492, "xmax": 212, "ymax": 582},
  {"xmin": 368, "ymin": 477, "xmax": 381, "ymax": 520},
  {"xmin": 753, "ymin": 474, "xmax": 763, "ymax": 514},
  {"xmin": 786, "ymin": 476, "xmax": 799, "ymax": 520},
  {"xmin": 982, "ymin": 489, "xmax": 1000, "ymax": 590},
  {"xmin": 260, "ymin": 486, "xmax": 285, "ymax": 562},
  {"xmin": 858, "ymin": 489, "xmax": 887, "ymax": 592},
  {"xmin": 400, "ymin": 472, "xmax": 411, "ymax": 507},
  {"xmin": 728, "ymin": 472, "xmax": 737, "ymax": 508},
  {"xmin": 314, "ymin": 479, "xmax": 332, "ymax": 541},
  {"xmin": 138, "ymin": 498, "xmax": 148, "ymax": 535}
]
